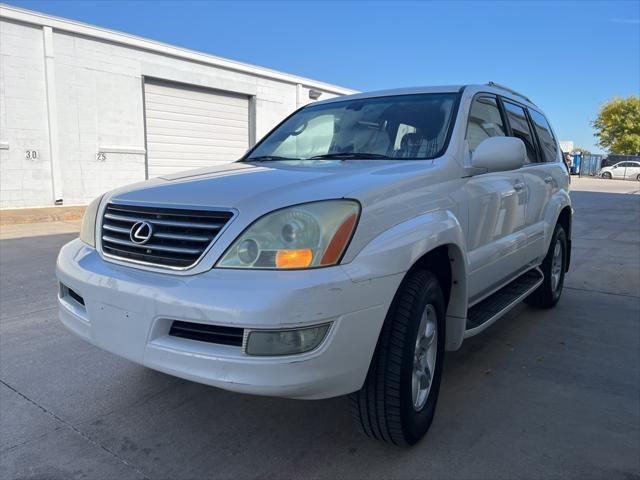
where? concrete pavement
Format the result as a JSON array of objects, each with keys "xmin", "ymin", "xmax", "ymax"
[{"xmin": 1, "ymin": 180, "xmax": 638, "ymax": 479}]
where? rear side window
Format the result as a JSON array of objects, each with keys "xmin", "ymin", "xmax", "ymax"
[
  {"xmin": 529, "ymin": 109, "xmax": 559, "ymax": 162},
  {"xmin": 503, "ymin": 101, "xmax": 539, "ymax": 163},
  {"xmin": 466, "ymin": 96, "xmax": 506, "ymax": 152}
]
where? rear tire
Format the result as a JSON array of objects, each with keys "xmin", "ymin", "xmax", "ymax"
[
  {"xmin": 350, "ymin": 269, "xmax": 446, "ymax": 446},
  {"xmin": 526, "ymin": 224, "xmax": 566, "ymax": 309}
]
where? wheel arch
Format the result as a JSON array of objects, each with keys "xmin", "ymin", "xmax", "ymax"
[
  {"xmin": 556, "ymin": 205, "xmax": 572, "ymax": 272},
  {"xmin": 342, "ymin": 209, "xmax": 470, "ymax": 353},
  {"xmin": 407, "ymin": 242, "xmax": 467, "ymax": 351},
  {"xmin": 541, "ymin": 190, "xmax": 572, "ymax": 269}
]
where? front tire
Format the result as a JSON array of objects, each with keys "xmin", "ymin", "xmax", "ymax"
[
  {"xmin": 602, "ymin": 172, "xmax": 612, "ymax": 179},
  {"xmin": 526, "ymin": 224, "xmax": 567, "ymax": 308},
  {"xmin": 350, "ymin": 270, "xmax": 446, "ymax": 446}
]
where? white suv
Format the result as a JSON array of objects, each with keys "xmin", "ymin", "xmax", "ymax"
[{"xmin": 57, "ymin": 83, "xmax": 572, "ymax": 445}]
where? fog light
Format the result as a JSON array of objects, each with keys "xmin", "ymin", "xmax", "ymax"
[{"xmin": 244, "ymin": 323, "xmax": 331, "ymax": 356}]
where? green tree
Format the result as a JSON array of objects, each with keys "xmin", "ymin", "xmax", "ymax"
[{"xmin": 592, "ymin": 96, "xmax": 640, "ymax": 155}]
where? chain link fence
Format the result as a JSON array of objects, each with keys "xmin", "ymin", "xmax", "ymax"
[{"xmin": 574, "ymin": 154, "xmax": 640, "ymax": 182}]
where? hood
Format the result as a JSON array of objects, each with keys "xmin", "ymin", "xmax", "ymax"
[{"xmin": 108, "ymin": 159, "xmax": 440, "ymax": 214}]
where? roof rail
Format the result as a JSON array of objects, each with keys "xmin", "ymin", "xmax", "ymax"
[{"xmin": 485, "ymin": 82, "xmax": 534, "ymax": 104}]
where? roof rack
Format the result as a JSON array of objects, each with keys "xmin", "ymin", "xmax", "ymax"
[{"xmin": 485, "ymin": 82, "xmax": 534, "ymax": 104}]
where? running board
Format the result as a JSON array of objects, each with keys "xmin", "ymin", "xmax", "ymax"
[{"xmin": 464, "ymin": 268, "xmax": 543, "ymax": 338}]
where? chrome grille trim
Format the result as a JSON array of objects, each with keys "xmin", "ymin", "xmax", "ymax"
[
  {"xmin": 102, "ymin": 235, "xmax": 202, "ymax": 255},
  {"xmin": 103, "ymin": 212, "xmax": 225, "ymax": 230},
  {"xmin": 100, "ymin": 203, "xmax": 235, "ymax": 270}
]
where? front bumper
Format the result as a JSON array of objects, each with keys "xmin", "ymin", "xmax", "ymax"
[{"xmin": 56, "ymin": 239, "xmax": 402, "ymax": 399}]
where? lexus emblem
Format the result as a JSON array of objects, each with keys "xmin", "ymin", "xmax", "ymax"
[{"xmin": 130, "ymin": 221, "xmax": 153, "ymax": 244}]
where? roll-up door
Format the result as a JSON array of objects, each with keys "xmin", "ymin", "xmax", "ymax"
[{"xmin": 144, "ymin": 80, "xmax": 249, "ymax": 177}]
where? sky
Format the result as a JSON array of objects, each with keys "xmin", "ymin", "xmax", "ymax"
[{"xmin": 6, "ymin": 0, "xmax": 640, "ymax": 153}]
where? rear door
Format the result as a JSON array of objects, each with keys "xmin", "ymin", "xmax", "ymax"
[
  {"xmin": 521, "ymin": 107, "xmax": 565, "ymax": 264},
  {"xmin": 619, "ymin": 162, "xmax": 640, "ymax": 180},
  {"xmin": 628, "ymin": 162, "xmax": 640, "ymax": 180}
]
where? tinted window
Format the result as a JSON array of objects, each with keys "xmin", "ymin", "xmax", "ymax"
[
  {"xmin": 466, "ymin": 96, "xmax": 506, "ymax": 152},
  {"xmin": 529, "ymin": 109, "xmax": 558, "ymax": 162},
  {"xmin": 248, "ymin": 93, "xmax": 459, "ymax": 161},
  {"xmin": 503, "ymin": 101, "xmax": 539, "ymax": 163}
]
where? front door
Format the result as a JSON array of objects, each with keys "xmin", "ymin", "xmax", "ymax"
[
  {"xmin": 465, "ymin": 171, "xmax": 528, "ymax": 304},
  {"xmin": 463, "ymin": 95, "xmax": 528, "ymax": 304}
]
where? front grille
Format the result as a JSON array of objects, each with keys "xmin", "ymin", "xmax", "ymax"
[
  {"xmin": 169, "ymin": 320, "xmax": 244, "ymax": 347},
  {"xmin": 100, "ymin": 203, "xmax": 233, "ymax": 269}
]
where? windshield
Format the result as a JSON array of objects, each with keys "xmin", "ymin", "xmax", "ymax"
[{"xmin": 245, "ymin": 93, "xmax": 459, "ymax": 161}]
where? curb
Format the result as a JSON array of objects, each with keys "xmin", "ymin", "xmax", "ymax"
[{"xmin": 0, "ymin": 206, "xmax": 86, "ymax": 226}]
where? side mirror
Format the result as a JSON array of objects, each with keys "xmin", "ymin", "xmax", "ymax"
[{"xmin": 471, "ymin": 137, "xmax": 526, "ymax": 173}]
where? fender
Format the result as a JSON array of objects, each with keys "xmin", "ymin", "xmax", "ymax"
[
  {"xmin": 341, "ymin": 209, "xmax": 469, "ymax": 351},
  {"xmin": 542, "ymin": 189, "xmax": 572, "ymax": 253}
]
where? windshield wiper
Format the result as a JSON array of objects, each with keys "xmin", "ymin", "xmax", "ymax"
[
  {"xmin": 245, "ymin": 155, "xmax": 302, "ymax": 162},
  {"xmin": 310, "ymin": 152, "xmax": 391, "ymax": 160}
]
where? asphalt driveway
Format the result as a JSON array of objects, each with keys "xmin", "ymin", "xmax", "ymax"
[{"xmin": 1, "ymin": 179, "xmax": 638, "ymax": 480}]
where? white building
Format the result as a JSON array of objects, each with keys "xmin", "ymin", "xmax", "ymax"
[
  {"xmin": 559, "ymin": 141, "xmax": 574, "ymax": 154},
  {"xmin": 0, "ymin": 5, "xmax": 356, "ymax": 209}
]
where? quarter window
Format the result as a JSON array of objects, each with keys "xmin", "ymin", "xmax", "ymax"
[
  {"xmin": 503, "ymin": 101, "xmax": 539, "ymax": 163},
  {"xmin": 466, "ymin": 96, "xmax": 506, "ymax": 152},
  {"xmin": 529, "ymin": 109, "xmax": 558, "ymax": 162}
]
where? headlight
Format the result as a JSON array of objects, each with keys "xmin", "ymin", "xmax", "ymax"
[
  {"xmin": 245, "ymin": 323, "xmax": 331, "ymax": 356},
  {"xmin": 79, "ymin": 195, "xmax": 103, "ymax": 247},
  {"xmin": 217, "ymin": 200, "xmax": 360, "ymax": 269}
]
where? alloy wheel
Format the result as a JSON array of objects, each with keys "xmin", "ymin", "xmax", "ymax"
[
  {"xmin": 412, "ymin": 304, "xmax": 438, "ymax": 411},
  {"xmin": 550, "ymin": 239, "xmax": 563, "ymax": 293}
]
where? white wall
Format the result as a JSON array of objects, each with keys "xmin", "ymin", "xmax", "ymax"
[
  {"xmin": 0, "ymin": 19, "xmax": 54, "ymax": 207},
  {"xmin": 0, "ymin": 8, "xmax": 354, "ymax": 208}
]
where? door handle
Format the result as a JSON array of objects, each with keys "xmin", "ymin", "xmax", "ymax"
[
  {"xmin": 544, "ymin": 176, "xmax": 553, "ymax": 184},
  {"xmin": 513, "ymin": 182, "xmax": 525, "ymax": 191}
]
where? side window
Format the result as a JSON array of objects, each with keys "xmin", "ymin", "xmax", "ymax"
[
  {"xmin": 529, "ymin": 109, "xmax": 559, "ymax": 162},
  {"xmin": 503, "ymin": 101, "xmax": 539, "ymax": 163},
  {"xmin": 465, "ymin": 96, "xmax": 506, "ymax": 152}
]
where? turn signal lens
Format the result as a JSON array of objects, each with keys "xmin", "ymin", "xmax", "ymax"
[
  {"xmin": 320, "ymin": 213, "xmax": 358, "ymax": 266},
  {"xmin": 275, "ymin": 249, "xmax": 313, "ymax": 269},
  {"xmin": 79, "ymin": 195, "xmax": 104, "ymax": 247}
]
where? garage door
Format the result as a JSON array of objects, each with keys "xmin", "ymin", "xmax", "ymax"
[{"xmin": 144, "ymin": 80, "xmax": 250, "ymax": 177}]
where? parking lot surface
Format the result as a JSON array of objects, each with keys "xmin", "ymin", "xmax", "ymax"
[{"xmin": 1, "ymin": 178, "xmax": 639, "ymax": 480}]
